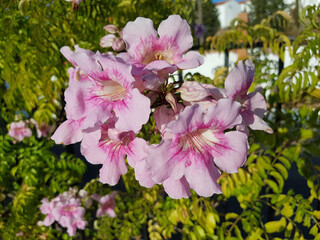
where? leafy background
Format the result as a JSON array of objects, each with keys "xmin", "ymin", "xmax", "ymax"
[{"xmin": 0, "ymin": 0, "xmax": 320, "ymax": 239}]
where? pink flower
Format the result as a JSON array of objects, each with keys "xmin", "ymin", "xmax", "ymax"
[
  {"xmin": 30, "ymin": 119, "xmax": 50, "ymax": 138},
  {"xmin": 80, "ymin": 119, "xmax": 148, "ymax": 186},
  {"xmin": 122, "ymin": 15, "xmax": 204, "ymax": 88},
  {"xmin": 53, "ymin": 197, "xmax": 86, "ymax": 237},
  {"xmin": 146, "ymin": 100, "xmax": 249, "ymax": 198},
  {"xmin": 92, "ymin": 192, "xmax": 117, "ymax": 218},
  {"xmin": 38, "ymin": 198, "xmax": 55, "ymax": 226},
  {"xmin": 63, "ymin": 51, "xmax": 151, "ymax": 132},
  {"xmin": 224, "ymin": 60, "xmax": 273, "ymax": 134},
  {"xmin": 100, "ymin": 25, "xmax": 125, "ymax": 51},
  {"xmin": 39, "ymin": 189, "xmax": 87, "ymax": 237},
  {"xmin": 8, "ymin": 121, "xmax": 32, "ymax": 142}
]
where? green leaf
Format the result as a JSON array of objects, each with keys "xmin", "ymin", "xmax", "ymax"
[
  {"xmin": 193, "ymin": 225, "xmax": 206, "ymax": 240},
  {"xmin": 269, "ymin": 171, "xmax": 284, "ymax": 190},
  {"xmin": 265, "ymin": 217, "xmax": 286, "ymax": 233},
  {"xmin": 281, "ymin": 204, "xmax": 294, "ymax": 218},
  {"xmin": 313, "ymin": 211, "xmax": 320, "ymax": 219},
  {"xmin": 225, "ymin": 213, "xmax": 238, "ymax": 220},
  {"xmin": 266, "ymin": 179, "xmax": 280, "ymax": 193},
  {"xmin": 300, "ymin": 128, "xmax": 313, "ymax": 140},
  {"xmin": 274, "ymin": 163, "xmax": 288, "ymax": 179}
]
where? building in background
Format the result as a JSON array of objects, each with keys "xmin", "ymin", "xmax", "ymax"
[{"xmin": 212, "ymin": 0, "xmax": 249, "ymax": 28}]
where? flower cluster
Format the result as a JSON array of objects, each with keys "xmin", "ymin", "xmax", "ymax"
[
  {"xmin": 8, "ymin": 119, "xmax": 50, "ymax": 142},
  {"xmin": 100, "ymin": 24, "xmax": 125, "ymax": 52},
  {"xmin": 39, "ymin": 189, "xmax": 116, "ymax": 236},
  {"xmin": 38, "ymin": 188, "xmax": 87, "ymax": 237},
  {"xmin": 52, "ymin": 15, "xmax": 272, "ymax": 199}
]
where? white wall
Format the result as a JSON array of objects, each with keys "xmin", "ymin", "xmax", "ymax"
[{"xmin": 216, "ymin": 0, "xmax": 242, "ymax": 28}]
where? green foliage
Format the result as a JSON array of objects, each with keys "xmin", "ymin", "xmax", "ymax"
[
  {"xmin": 0, "ymin": 0, "xmax": 195, "ymax": 125},
  {"xmin": 248, "ymin": 0, "xmax": 291, "ymax": 26},
  {"xmin": 0, "ymin": 135, "xmax": 86, "ymax": 238},
  {"xmin": 0, "ymin": 1, "xmax": 320, "ymax": 239}
]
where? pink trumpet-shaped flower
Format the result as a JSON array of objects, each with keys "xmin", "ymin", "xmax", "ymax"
[
  {"xmin": 39, "ymin": 189, "xmax": 87, "ymax": 237},
  {"xmin": 92, "ymin": 192, "xmax": 117, "ymax": 218},
  {"xmin": 53, "ymin": 197, "xmax": 87, "ymax": 237},
  {"xmin": 8, "ymin": 121, "xmax": 32, "ymax": 142},
  {"xmin": 147, "ymin": 100, "xmax": 249, "ymax": 198},
  {"xmin": 65, "ymin": 52, "xmax": 150, "ymax": 132},
  {"xmin": 224, "ymin": 60, "xmax": 273, "ymax": 134},
  {"xmin": 122, "ymin": 15, "xmax": 204, "ymax": 88},
  {"xmin": 80, "ymin": 119, "xmax": 148, "ymax": 186}
]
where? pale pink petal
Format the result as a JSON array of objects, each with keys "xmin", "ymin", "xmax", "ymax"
[
  {"xmin": 80, "ymin": 104, "xmax": 112, "ymax": 131},
  {"xmin": 96, "ymin": 208, "xmax": 104, "ymax": 218},
  {"xmin": 94, "ymin": 54, "xmax": 135, "ymax": 85},
  {"xmin": 99, "ymin": 151, "xmax": 128, "ymax": 186},
  {"xmin": 122, "ymin": 17, "xmax": 157, "ymax": 55},
  {"xmin": 80, "ymin": 129, "xmax": 104, "ymax": 164},
  {"xmin": 114, "ymin": 88, "xmax": 150, "ymax": 132},
  {"xmin": 178, "ymin": 81, "xmax": 210, "ymax": 102},
  {"xmin": 225, "ymin": 60, "xmax": 255, "ymax": 100},
  {"xmin": 51, "ymin": 119, "xmax": 84, "ymax": 145},
  {"xmin": 103, "ymin": 24, "xmax": 119, "ymax": 34},
  {"xmin": 100, "ymin": 34, "xmax": 116, "ymax": 48},
  {"xmin": 112, "ymin": 38, "xmax": 125, "ymax": 51},
  {"xmin": 61, "ymin": 45, "xmax": 94, "ymax": 67},
  {"xmin": 64, "ymin": 76, "xmax": 92, "ymax": 120},
  {"xmin": 204, "ymin": 99, "xmax": 242, "ymax": 131},
  {"xmin": 157, "ymin": 15, "xmax": 193, "ymax": 55},
  {"xmin": 106, "ymin": 208, "xmax": 116, "ymax": 218},
  {"xmin": 166, "ymin": 104, "xmax": 204, "ymax": 134},
  {"xmin": 76, "ymin": 220, "xmax": 87, "ymax": 229},
  {"xmin": 153, "ymin": 106, "xmax": 175, "ymax": 134},
  {"xmin": 134, "ymin": 160, "xmax": 156, "ymax": 188},
  {"xmin": 42, "ymin": 215, "xmax": 55, "ymax": 226},
  {"xmin": 71, "ymin": 52, "xmax": 102, "ymax": 75},
  {"xmin": 144, "ymin": 60, "xmax": 177, "ymax": 73},
  {"xmin": 212, "ymin": 131, "xmax": 248, "ymax": 173},
  {"xmin": 60, "ymin": 46, "xmax": 77, "ymax": 66},
  {"xmin": 141, "ymin": 71, "xmax": 165, "ymax": 90},
  {"xmin": 247, "ymin": 91, "xmax": 267, "ymax": 118},
  {"xmin": 184, "ymin": 157, "xmax": 222, "ymax": 197},
  {"xmin": 163, "ymin": 177, "xmax": 191, "ymax": 199},
  {"xmin": 126, "ymin": 138, "xmax": 148, "ymax": 167},
  {"xmin": 147, "ymin": 140, "xmax": 187, "ymax": 183},
  {"xmin": 249, "ymin": 115, "xmax": 273, "ymax": 133},
  {"xmin": 175, "ymin": 51, "xmax": 204, "ymax": 69},
  {"xmin": 66, "ymin": 225, "xmax": 77, "ymax": 237}
]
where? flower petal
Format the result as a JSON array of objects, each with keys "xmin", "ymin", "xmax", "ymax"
[
  {"xmin": 184, "ymin": 156, "xmax": 222, "ymax": 197},
  {"xmin": 51, "ymin": 119, "xmax": 84, "ymax": 145},
  {"xmin": 178, "ymin": 81, "xmax": 210, "ymax": 102},
  {"xmin": 175, "ymin": 51, "xmax": 204, "ymax": 70},
  {"xmin": 225, "ymin": 60, "xmax": 255, "ymax": 100},
  {"xmin": 80, "ymin": 129, "xmax": 104, "ymax": 165},
  {"xmin": 115, "ymin": 88, "xmax": 150, "ymax": 132},
  {"xmin": 163, "ymin": 177, "xmax": 191, "ymax": 199},
  {"xmin": 166, "ymin": 104, "xmax": 204, "ymax": 134},
  {"xmin": 126, "ymin": 137, "xmax": 148, "ymax": 167},
  {"xmin": 134, "ymin": 160, "xmax": 156, "ymax": 188},
  {"xmin": 157, "ymin": 15, "xmax": 193, "ymax": 55},
  {"xmin": 99, "ymin": 154, "xmax": 127, "ymax": 185},
  {"xmin": 212, "ymin": 131, "xmax": 248, "ymax": 173},
  {"xmin": 204, "ymin": 99, "xmax": 242, "ymax": 131},
  {"xmin": 147, "ymin": 140, "xmax": 187, "ymax": 183},
  {"xmin": 122, "ymin": 17, "xmax": 157, "ymax": 56}
]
